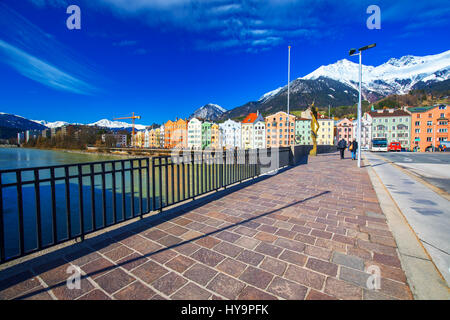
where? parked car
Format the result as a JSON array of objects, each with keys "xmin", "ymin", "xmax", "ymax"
[{"xmin": 388, "ymin": 142, "xmax": 402, "ymax": 152}]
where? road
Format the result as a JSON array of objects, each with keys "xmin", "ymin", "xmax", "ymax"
[
  {"xmin": 364, "ymin": 152, "xmax": 450, "ymax": 287},
  {"xmin": 374, "ymin": 152, "xmax": 450, "ymax": 194}
]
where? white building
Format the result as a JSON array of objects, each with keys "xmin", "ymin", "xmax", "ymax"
[
  {"xmin": 353, "ymin": 114, "xmax": 372, "ymax": 149},
  {"xmin": 241, "ymin": 112, "xmax": 266, "ymax": 150},
  {"xmin": 187, "ymin": 118, "xmax": 202, "ymax": 150},
  {"xmin": 219, "ymin": 119, "xmax": 241, "ymax": 149},
  {"xmin": 159, "ymin": 124, "xmax": 165, "ymax": 148}
]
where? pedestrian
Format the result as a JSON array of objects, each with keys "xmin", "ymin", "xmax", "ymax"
[
  {"xmin": 351, "ymin": 139, "xmax": 358, "ymax": 160},
  {"xmin": 337, "ymin": 138, "xmax": 347, "ymax": 159}
]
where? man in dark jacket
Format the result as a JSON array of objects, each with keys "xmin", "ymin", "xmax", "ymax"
[
  {"xmin": 351, "ymin": 139, "xmax": 358, "ymax": 160},
  {"xmin": 337, "ymin": 139, "xmax": 347, "ymax": 159}
]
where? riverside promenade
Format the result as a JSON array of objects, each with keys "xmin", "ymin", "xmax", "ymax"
[{"xmin": 0, "ymin": 152, "xmax": 413, "ymax": 300}]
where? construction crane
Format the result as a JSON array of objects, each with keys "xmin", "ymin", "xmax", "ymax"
[{"xmin": 113, "ymin": 112, "xmax": 141, "ymax": 147}]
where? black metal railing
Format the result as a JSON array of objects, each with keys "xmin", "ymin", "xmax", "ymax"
[{"xmin": 0, "ymin": 148, "xmax": 290, "ymax": 264}]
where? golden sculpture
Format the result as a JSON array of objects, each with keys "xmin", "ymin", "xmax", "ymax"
[{"xmin": 310, "ymin": 102, "xmax": 320, "ymax": 156}]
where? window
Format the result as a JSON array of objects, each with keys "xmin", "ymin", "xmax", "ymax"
[
  {"xmin": 427, "ymin": 128, "xmax": 433, "ymax": 133},
  {"xmin": 415, "ymin": 129, "xmax": 420, "ymax": 133},
  {"xmin": 428, "ymin": 113, "xmax": 433, "ymax": 118},
  {"xmin": 417, "ymin": 114, "xmax": 421, "ymax": 118},
  {"xmin": 415, "ymin": 121, "xmax": 420, "ymax": 126},
  {"xmin": 439, "ymin": 105, "xmax": 446, "ymax": 110},
  {"xmin": 427, "ymin": 121, "xmax": 432, "ymax": 126},
  {"xmin": 438, "ymin": 128, "xmax": 448, "ymax": 133}
]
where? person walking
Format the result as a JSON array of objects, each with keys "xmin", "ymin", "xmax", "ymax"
[
  {"xmin": 337, "ymin": 138, "xmax": 347, "ymax": 159},
  {"xmin": 350, "ymin": 139, "xmax": 358, "ymax": 160}
]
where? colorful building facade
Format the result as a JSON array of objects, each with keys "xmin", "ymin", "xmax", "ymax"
[
  {"xmin": 219, "ymin": 119, "xmax": 241, "ymax": 149},
  {"xmin": 368, "ymin": 109, "xmax": 411, "ymax": 150},
  {"xmin": 408, "ymin": 105, "xmax": 449, "ymax": 151},
  {"xmin": 294, "ymin": 118, "xmax": 312, "ymax": 145},
  {"xmin": 164, "ymin": 118, "xmax": 187, "ymax": 149},
  {"xmin": 187, "ymin": 118, "xmax": 202, "ymax": 150},
  {"xmin": 265, "ymin": 111, "xmax": 296, "ymax": 147},
  {"xmin": 336, "ymin": 118, "xmax": 354, "ymax": 145}
]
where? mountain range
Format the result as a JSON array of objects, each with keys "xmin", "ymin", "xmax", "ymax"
[
  {"xmin": 1, "ymin": 50, "xmax": 449, "ymax": 139},
  {"xmin": 218, "ymin": 49, "xmax": 450, "ymax": 119}
]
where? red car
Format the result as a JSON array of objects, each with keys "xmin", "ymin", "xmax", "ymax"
[{"xmin": 388, "ymin": 142, "xmax": 402, "ymax": 152}]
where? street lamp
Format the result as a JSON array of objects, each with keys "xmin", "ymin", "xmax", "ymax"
[{"xmin": 349, "ymin": 43, "xmax": 376, "ymax": 168}]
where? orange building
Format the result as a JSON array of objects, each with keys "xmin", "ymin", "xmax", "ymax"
[
  {"xmin": 409, "ymin": 105, "xmax": 450, "ymax": 152},
  {"xmin": 265, "ymin": 111, "xmax": 296, "ymax": 147},
  {"xmin": 164, "ymin": 118, "xmax": 187, "ymax": 149}
]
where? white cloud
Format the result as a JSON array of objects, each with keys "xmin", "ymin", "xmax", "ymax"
[
  {"xmin": 0, "ymin": 3, "xmax": 100, "ymax": 94},
  {"xmin": 0, "ymin": 40, "xmax": 96, "ymax": 95}
]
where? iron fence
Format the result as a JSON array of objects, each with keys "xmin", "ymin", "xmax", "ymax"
[{"xmin": 0, "ymin": 148, "xmax": 289, "ymax": 264}]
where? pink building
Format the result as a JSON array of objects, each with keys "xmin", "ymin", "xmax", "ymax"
[{"xmin": 337, "ymin": 118, "xmax": 354, "ymax": 145}]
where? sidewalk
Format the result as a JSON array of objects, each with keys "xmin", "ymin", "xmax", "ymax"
[
  {"xmin": 364, "ymin": 152, "xmax": 450, "ymax": 289},
  {"xmin": 0, "ymin": 152, "xmax": 413, "ymax": 300}
]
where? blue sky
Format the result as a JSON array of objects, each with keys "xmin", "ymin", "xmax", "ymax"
[{"xmin": 0, "ymin": 0, "xmax": 449, "ymax": 125}]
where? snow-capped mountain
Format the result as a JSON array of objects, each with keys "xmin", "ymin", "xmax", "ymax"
[
  {"xmin": 189, "ymin": 103, "xmax": 226, "ymax": 121},
  {"xmin": 302, "ymin": 50, "xmax": 450, "ymax": 100},
  {"xmin": 88, "ymin": 119, "xmax": 148, "ymax": 130},
  {"xmin": 32, "ymin": 120, "xmax": 69, "ymax": 128}
]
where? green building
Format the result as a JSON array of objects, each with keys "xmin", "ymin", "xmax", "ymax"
[
  {"xmin": 367, "ymin": 109, "xmax": 412, "ymax": 149},
  {"xmin": 201, "ymin": 121, "xmax": 212, "ymax": 149},
  {"xmin": 295, "ymin": 118, "xmax": 312, "ymax": 145}
]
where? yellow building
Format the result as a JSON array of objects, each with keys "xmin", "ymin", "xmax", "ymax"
[
  {"xmin": 133, "ymin": 131, "xmax": 146, "ymax": 148},
  {"xmin": 211, "ymin": 123, "xmax": 220, "ymax": 149},
  {"xmin": 317, "ymin": 116, "xmax": 335, "ymax": 145}
]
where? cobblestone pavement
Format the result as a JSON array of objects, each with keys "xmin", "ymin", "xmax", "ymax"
[{"xmin": 0, "ymin": 152, "xmax": 413, "ymax": 300}]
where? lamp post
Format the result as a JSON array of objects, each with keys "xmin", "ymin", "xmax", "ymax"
[
  {"xmin": 349, "ymin": 43, "xmax": 376, "ymax": 168},
  {"xmin": 287, "ymin": 45, "xmax": 291, "ymax": 146}
]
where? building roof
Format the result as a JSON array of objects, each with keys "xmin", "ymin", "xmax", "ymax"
[
  {"xmin": 296, "ymin": 117, "xmax": 310, "ymax": 121},
  {"xmin": 407, "ymin": 106, "xmax": 437, "ymax": 113},
  {"xmin": 242, "ymin": 113, "xmax": 258, "ymax": 124},
  {"xmin": 368, "ymin": 109, "xmax": 410, "ymax": 117}
]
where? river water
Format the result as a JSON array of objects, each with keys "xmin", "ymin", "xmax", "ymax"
[{"xmin": 0, "ymin": 148, "xmax": 220, "ymax": 260}]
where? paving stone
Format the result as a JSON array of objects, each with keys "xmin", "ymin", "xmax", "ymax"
[
  {"xmin": 267, "ymin": 277, "xmax": 308, "ymax": 300},
  {"xmin": 260, "ymin": 257, "xmax": 287, "ymax": 276},
  {"xmin": 254, "ymin": 242, "xmax": 283, "ymax": 258},
  {"xmin": 217, "ymin": 258, "xmax": 247, "ymax": 278},
  {"xmin": 215, "ymin": 230, "xmax": 241, "ymax": 243},
  {"xmin": 306, "ymin": 289, "xmax": 337, "ymax": 300},
  {"xmin": 131, "ymin": 261, "xmax": 169, "ymax": 285},
  {"xmin": 117, "ymin": 253, "xmax": 148, "ymax": 271},
  {"xmin": 239, "ymin": 266, "xmax": 273, "ymax": 290},
  {"xmin": 94, "ymin": 269, "xmax": 136, "ymax": 294},
  {"xmin": 207, "ymin": 273, "xmax": 246, "ymax": 299},
  {"xmin": 279, "ymin": 250, "xmax": 307, "ymax": 267},
  {"xmin": 52, "ymin": 277, "xmax": 94, "ymax": 300},
  {"xmin": 237, "ymin": 286, "xmax": 278, "ymax": 300},
  {"xmin": 104, "ymin": 246, "xmax": 134, "ymax": 262},
  {"xmin": 236, "ymin": 250, "xmax": 265, "ymax": 266},
  {"xmin": 373, "ymin": 252, "xmax": 402, "ymax": 268},
  {"xmin": 81, "ymin": 258, "xmax": 115, "ymax": 280},
  {"xmin": 284, "ymin": 265, "xmax": 325, "ymax": 290},
  {"xmin": 78, "ymin": 289, "xmax": 111, "ymax": 300},
  {"xmin": 304, "ymin": 245, "xmax": 332, "ymax": 260},
  {"xmin": 339, "ymin": 266, "xmax": 370, "ymax": 288},
  {"xmin": 195, "ymin": 236, "xmax": 221, "ymax": 249},
  {"xmin": 324, "ymin": 277, "xmax": 362, "ymax": 300},
  {"xmin": 213, "ymin": 241, "xmax": 244, "ymax": 258},
  {"xmin": 273, "ymin": 238, "xmax": 305, "ymax": 253},
  {"xmin": 0, "ymin": 271, "xmax": 42, "ymax": 300},
  {"xmin": 183, "ymin": 263, "xmax": 218, "ymax": 286},
  {"xmin": 234, "ymin": 236, "xmax": 260, "ymax": 249},
  {"xmin": 165, "ymin": 255, "xmax": 196, "ymax": 273},
  {"xmin": 255, "ymin": 232, "xmax": 278, "ymax": 243},
  {"xmin": 363, "ymin": 289, "xmax": 397, "ymax": 300},
  {"xmin": 113, "ymin": 281, "xmax": 156, "ymax": 300},
  {"xmin": 171, "ymin": 282, "xmax": 212, "ymax": 300},
  {"xmin": 152, "ymin": 272, "xmax": 188, "ymax": 296},
  {"xmin": 332, "ymin": 252, "xmax": 365, "ymax": 271},
  {"xmin": 190, "ymin": 248, "xmax": 226, "ymax": 267},
  {"xmin": 306, "ymin": 258, "xmax": 338, "ymax": 277}
]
